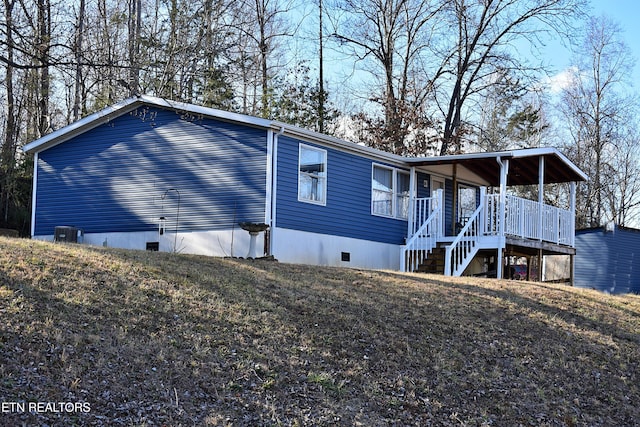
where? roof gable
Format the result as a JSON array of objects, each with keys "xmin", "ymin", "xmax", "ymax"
[
  {"xmin": 23, "ymin": 95, "xmax": 272, "ymax": 154},
  {"xmin": 23, "ymin": 95, "xmax": 410, "ymax": 167}
]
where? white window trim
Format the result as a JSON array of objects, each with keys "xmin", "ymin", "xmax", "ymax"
[
  {"xmin": 372, "ymin": 164, "xmax": 394, "ymax": 218},
  {"xmin": 371, "ymin": 164, "xmax": 410, "ymax": 220},
  {"xmin": 298, "ymin": 143, "xmax": 327, "ymax": 206},
  {"xmin": 431, "ymin": 175, "xmax": 446, "ymax": 193},
  {"xmin": 396, "ymin": 170, "xmax": 410, "ymax": 220},
  {"xmin": 457, "ymin": 183, "xmax": 478, "ymax": 222}
]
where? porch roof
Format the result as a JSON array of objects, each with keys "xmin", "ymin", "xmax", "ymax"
[{"xmin": 405, "ymin": 147, "xmax": 588, "ymax": 186}]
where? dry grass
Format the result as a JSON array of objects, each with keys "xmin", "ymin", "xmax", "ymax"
[{"xmin": 0, "ymin": 236, "xmax": 639, "ymax": 426}]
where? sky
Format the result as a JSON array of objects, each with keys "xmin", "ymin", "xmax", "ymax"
[
  {"xmin": 544, "ymin": 0, "xmax": 640, "ymax": 92},
  {"xmin": 315, "ymin": 0, "xmax": 640, "ymax": 112}
]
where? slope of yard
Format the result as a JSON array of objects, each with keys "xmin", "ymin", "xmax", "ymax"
[{"xmin": 0, "ymin": 237, "xmax": 639, "ymax": 426}]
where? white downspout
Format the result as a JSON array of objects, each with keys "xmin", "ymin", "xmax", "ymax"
[
  {"xmin": 265, "ymin": 129, "xmax": 274, "ymax": 226},
  {"xmin": 268, "ymin": 126, "xmax": 284, "ymax": 257}
]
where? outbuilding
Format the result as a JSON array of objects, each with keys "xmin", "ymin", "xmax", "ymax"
[{"xmin": 574, "ymin": 225, "xmax": 640, "ymax": 294}]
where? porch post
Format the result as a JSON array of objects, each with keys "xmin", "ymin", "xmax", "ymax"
[
  {"xmin": 537, "ymin": 248, "xmax": 543, "ymax": 282},
  {"xmin": 451, "ymin": 163, "xmax": 458, "ymax": 235},
  {"xmin": 496, "ymin": 158, "xmax": 509, "ymax": 279},
  {"xmin": 407, "ymin": 166, "xmax": 416, "ymax": 239},
  {"xmin": 538, "ymin": 155, "xmax": 544, "ymax": 241},
  {"xmin": 480, "ymin": 187, "xmax": 487, "ymax": 235},
  {"xmin": 570, "ymin": 253, "xmax": 575, "ymax": 286},
  {"xmin": 570, "ymin": 181, "xmax": 576, "ymax": 247}
]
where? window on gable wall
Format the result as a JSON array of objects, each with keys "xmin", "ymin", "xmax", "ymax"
[
  {"xmin": 298, "ymin": 144, "xmax": 327, "ymax": 205},
  {"xmin": 372, "ymin": 165, "xmax": 410, "ymax": 219}
]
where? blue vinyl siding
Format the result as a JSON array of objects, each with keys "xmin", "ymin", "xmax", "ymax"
[
  {"xmin": 35, "ymin": 107, "xmax": 267, "ymax": 235},
  {"xmin": 275, "ymin": 136, "xmax": 408, "ymax": 245},
  {"xmin": 445, "ymin": 179, "xmax": 454, "ymax": 235},
  {"xmin": 575, "ymin": 227, "xmax": 640, "ymax": 294}
]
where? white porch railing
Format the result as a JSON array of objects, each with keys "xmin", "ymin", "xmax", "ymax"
[
  {"xmin": 485, "ymin": 194, "xmax": 574, "ymax": 246},
  {"xmin": 444, "ymin": 203, "xmax": 483, "ymax": 276},
  {"xmin": 402, "ymin": 190, "xmax": 575, "ymax": 275},
  {"xmin": 400, "ymin": 190, "xmax": 443, "ymax": 272}
]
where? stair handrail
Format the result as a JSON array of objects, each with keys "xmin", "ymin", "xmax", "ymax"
[
  {"xmin": 444, "ymin": 203, "xmax": 483, "ymax": 276},
  {"xmin": 401, "ymin": 190, "xmax": 443, "ymax": 272},
  {"xmin": 405, "ymin": 205, "xmax": 441, "ymax": 247},
  {"xmin": 401, "ymin": 205, "xmax": 442, "ymax": 272}
]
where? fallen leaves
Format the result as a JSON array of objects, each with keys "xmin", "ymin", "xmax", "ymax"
[{"xmin": 0, "ymin": 237, "xmax": 638, "ymax": 426}]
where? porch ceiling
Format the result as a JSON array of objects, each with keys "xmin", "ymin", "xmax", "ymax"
[{"xmin": 406, "ymin": 147, "xmax": 588, "ymax": 186}]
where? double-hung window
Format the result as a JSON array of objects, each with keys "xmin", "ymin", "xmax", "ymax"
[
  {"xmin": 372, "ymin": 165, "xmax": 410, "ymax": 219},
  {"xmin": 298, "ymin": 144, "xmax": 327, "ymax": 205},
  {"xmin": 396, "ymin": 171, "xmax": 410, "ymax": 219}
]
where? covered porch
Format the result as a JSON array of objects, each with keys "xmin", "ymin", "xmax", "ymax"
[{"xmin": 401, "ymin": 148, "xmax": 588, "ymax": 280}]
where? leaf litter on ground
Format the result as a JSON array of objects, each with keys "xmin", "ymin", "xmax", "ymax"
[{"xmin": 0, "ymin": 236, "xmax": 638, "ymax": 426}]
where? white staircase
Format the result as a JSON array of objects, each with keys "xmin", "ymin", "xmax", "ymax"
[
  {"xmin": 402, "ymin": 188, "xmax": 494, "ymax": 276},
  {"xmin": 444, "ymin": 204, "xmax": 485, "ymax": 276},
  {"xmin": 400, "ymin": 190, "xmax": 443, "ymax": 272}
]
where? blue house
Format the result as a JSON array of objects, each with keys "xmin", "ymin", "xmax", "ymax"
[
  {"xmin": 574, "ymin": 225, "xmax": 640, "ymax": 294},
  {"xmin": 23, "ymin": 96, "xmax": 588, "ymax": 277}
]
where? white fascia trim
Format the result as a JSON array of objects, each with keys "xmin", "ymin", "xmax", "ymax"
[
  {"xmin": 402, "ymin": 147, "xmax": 564, "ymax": 165},
  {"xmin": 521, "ymin": 148, "xmax": 589, "ymax": 182},
  {"xmin": 23, "ymin": 97, "xmax": 143, "ymax": 153},
  {"xmin": 23, "ymin": 93, "xmax": 408, "ymax": 172},
  {"xmin": 22, "ymin": 95, "xmax": 274, "ymax": 154},
  {"xmin": 405, "ymin": 146, "xmax": 589, "ymax": 182},
  {"xmin": 140, "ymin": 95, "xmax": 273, "ymax": 129},
  {"xmin": 405, "ymin": 150, "xmax": 515, "ymax": 165},
  {"xmin": 272, "ymin": 120, "xmax": 408, "ymax": 167}
]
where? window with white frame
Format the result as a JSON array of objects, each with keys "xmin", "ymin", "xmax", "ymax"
[
  {"xmin": 458, "ymin": 185, "xmax": 477, "ymax": 224},
  {"xmin": 396, "ymin": 171, "xmax": 410, "ymax": 219},
  {"xmin": 298, "ymin": 144, "xmax": 327, "ymax": 204},
  {"xmin": 372, "ymin": 165, "xmax": 410, "ymax": 219}
]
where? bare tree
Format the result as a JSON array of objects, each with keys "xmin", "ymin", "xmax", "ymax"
[
  {"xmin": 318, "ymin": 0, "xmax": 325, "ymax": 133},
  {"xmin": 72, "ymin": 0, "xmax": 86, "ymax": 120},
  {"xmin": 226, "ymin": 0, "xmax": 296, "ymax": 117},
  {"xmin": 128, "ymin": 0, "xmax": 141, "ymax": 95},
  {"xmin": 330, "ymin": 0, "xmax": 441, "ymax": 154},
  {"xmin": 475, "ymin": 68, "xmax": 547, "ymax": 152},
  {"xmin": 31, "ymin": 0, "xmax": 53, "ymax": 138},
  {"xmin": 1, "ymin": 0, "xmax": 18, "ymax": 224},
  {"xmin": 86, "ymin": 0, "xmax": 130, "ymax": 107},
  {"xmin": 433, "ymin": 0, "xmax": 585, "ymax": 155},
  {"xmin": 606, "ymin": 129, "xmax": 640, "ymax": 227},
  {"xmin": 561, "ymin": 15, "xmax": 638, "ymax": 228}
]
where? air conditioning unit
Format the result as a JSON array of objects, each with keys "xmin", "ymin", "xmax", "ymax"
[{"xmin": 54, "ymin": 226, "xmax": 83, "ymax": 243}]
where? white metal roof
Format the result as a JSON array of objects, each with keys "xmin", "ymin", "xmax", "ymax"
[
  {"xmin": 22, "ymin": 95, "xmax": 408, "ymax": 166},
  {"xmin": 22, "ymin": 95, "xmax": 588, "ymax": 184}
]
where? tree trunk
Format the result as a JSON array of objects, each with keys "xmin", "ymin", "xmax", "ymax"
[
  {"xmin": 128, "ymin": 0, "xmax": 142, "ymax": 96},
  {"xmin": 318, "ymin": 0, "xmax": 325, "ymax": 133},
  {"xmin": 73, "ymin": 0, "xmax": 86, "ymax": 120},
  {"xmin": 2, "ymin": 0, "xmax": 17, "ymax": 224},
  {"xmin": 36, "ymin": 0, "xmax": 51, "ymax": 137}
]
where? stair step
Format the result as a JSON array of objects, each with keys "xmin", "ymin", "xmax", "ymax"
[{"xmin": 416, "ymin": 247, "xmax": 446, "ymax": 274}]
